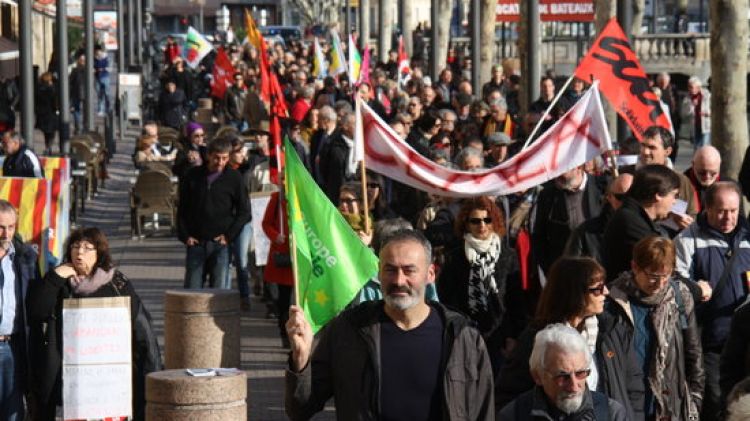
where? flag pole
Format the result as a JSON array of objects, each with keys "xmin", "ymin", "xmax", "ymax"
[
  {"xmin": 521, "ymin": 74, "xmax": 576, "ymax": 150},
  {"xmin": 356, "ymin": 99, "xmax": 371, "ymax": 233}
]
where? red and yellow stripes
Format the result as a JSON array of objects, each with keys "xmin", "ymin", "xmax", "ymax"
[{"xmin": 0, "ymin": 177, "xmax": 50, "ymax": 271}]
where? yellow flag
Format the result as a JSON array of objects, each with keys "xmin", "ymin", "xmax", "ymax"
[{"xmin": 244, "ymin": 9, "xmax": 263, "ymax": 50}]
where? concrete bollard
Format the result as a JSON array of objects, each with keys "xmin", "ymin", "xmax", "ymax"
[
  {"xmin": 146, "ymin": 369, "xmax": 247, "ymax": 420},
  {"xmin": 164, "ymin": 289, "xmax": 240, "ymax": 369}
]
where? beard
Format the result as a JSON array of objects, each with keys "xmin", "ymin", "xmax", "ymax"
[
  {"xmin": 555, "ymin": 391, "xmax": 584, "ymax": 414},
  {"xmin": 383, "ymin": 284, "xmax": 425, "ymax": 311}
]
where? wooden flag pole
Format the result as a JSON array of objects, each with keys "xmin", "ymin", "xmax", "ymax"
[{"xmin": 356, "ymin": 99, "xmax": 371, "ymax": 234}]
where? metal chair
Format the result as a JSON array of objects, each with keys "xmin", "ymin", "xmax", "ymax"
[{"xmin": 130, "ymin": 170, "xmax": 178, "ymax": 237}]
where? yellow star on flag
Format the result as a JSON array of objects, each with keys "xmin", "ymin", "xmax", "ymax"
[{"xmin": 314, "ymin": 289, "xmax": 329, "ymax": 306}]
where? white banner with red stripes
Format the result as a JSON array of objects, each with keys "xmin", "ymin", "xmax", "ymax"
[{"xmin": 360, "ymin": 80, "xmax": 613, "ymax": 198}]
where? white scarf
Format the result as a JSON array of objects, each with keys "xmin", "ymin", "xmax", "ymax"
[
  {"xmin": 342, "ymin": 134, "xmax": 356, "ymax": 177},
  {"xmin": 567, "ymin": 315, "xmax": 600, "ymax": 391}
]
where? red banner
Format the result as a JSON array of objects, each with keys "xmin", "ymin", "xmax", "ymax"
[
  {"xmin": 574, "ymin": 18, "xmax": 672, "ymax": 141},
  {"xmin": 496, "ymin": 0, "xmax": 594, "ymax": 22}
]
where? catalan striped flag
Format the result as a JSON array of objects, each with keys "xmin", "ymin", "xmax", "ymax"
[
  {"xmin": 40, "ymin": 157, "xmax": 71, "ymax": 265},
  {"xmin": 0, "ymin": 177, "xmax": 50, "ymax": 271},
  {"xmin": 348, "ymin": 34, "xmax": 361, "ymax": 85},
  {"xmin": 328, "ymin": 30, "xmax": 347, "ymax": 76}
]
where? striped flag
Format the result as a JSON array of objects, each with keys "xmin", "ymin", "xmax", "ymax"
[
  {"xmin": 183, "ymin": 26, "xmax": 214, "ymax": 69},
  {"xmin": 328, "ymin": 30, "xmax": 347, "ymax": 76},
  {"xmin": 312, "ymin": 37, "xmax": 327, "ymax": 79},
  {"xmin": 39, "ymin": 157, "xmax": 71, "ymax": 265},
  {"xmin": 0, "ymin": 177, "xmax": 50, "ymax": 271},
  {"xmin": 348, "ymin": 34, "xmax": 361, "ymax": 85}
]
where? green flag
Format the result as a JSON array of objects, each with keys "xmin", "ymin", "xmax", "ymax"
[{"xmin": 284, "ymin": 140, "xmax": 378, "ymax": 333}]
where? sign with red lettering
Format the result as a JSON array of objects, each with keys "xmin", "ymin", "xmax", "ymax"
[
  {"xmin": 574, "ymin": 18, "xmax": 672, "ymax": 140},
  {"xmin": 63, "ymin": 297, "xmax": 132, "ymax": 420},
  {"xmin": 496, "ymin": 0, "xmax": 594, "ymax": 22}
]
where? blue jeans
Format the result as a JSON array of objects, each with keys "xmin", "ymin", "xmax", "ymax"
[
  {"xmin": 694, "ymin": 132, "xmax": 711, "ymax": 148},
  {"xmin": 227, "ymin": 222, "xmax": 252, "ymax": 297},
  {"xmin": 71, "ymin": 100, "xmax": 83, "ymax": 134},
  {"xmin": 0, "ymin": 341, "xmax": 23, "ymax": 421},
  {"xmin": 95, "ymin": 75, "xmax": 110, "ymax": 113},
  {"xmin": 184, "ymin": 240, "xmax": 230, "ymax": 289}
]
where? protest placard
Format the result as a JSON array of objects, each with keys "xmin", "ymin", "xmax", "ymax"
[
  {"xmin": 251, "ymin": 192, "xmax": 273, "ymax": 266},
  {"xmin": 63, "ymin": 297, "xmax": 132, "ymax": 420}
]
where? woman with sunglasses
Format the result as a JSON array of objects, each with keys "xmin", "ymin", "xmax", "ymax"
[
  {"xmin": 496, "ymin": 256, "xmax": 645, "ymax": 421},
  {"xmin": 437, "ymin": 197, "xmax": 514, "ymax": 366},
  {"xmin": 606, "ymin": 236, "xmax": 703, "ymax": 420}
]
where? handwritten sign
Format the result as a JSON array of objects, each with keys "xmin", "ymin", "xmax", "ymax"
[
  {"xmin": 251, "ymin": 192, "xmax": 272, "ymax": 265},
  {"xmin": 63, "ymin": 297, "xmax": 132, "ymax": 420}
]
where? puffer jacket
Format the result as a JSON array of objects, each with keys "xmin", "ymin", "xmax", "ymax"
[
  {"xmin": 285, "ymin": 301, "xmax": 494, "ymax": 421},
  {"xmin": 494, "ymin": 311, "xmax": 645, "ymax": 420},
  {"xmin": 674, "ymin": 214, "xmax": 750, "ymax": 349},
  {"xmin": 606, "ymin": 273, "xmax": 704, "ymax": 420}
]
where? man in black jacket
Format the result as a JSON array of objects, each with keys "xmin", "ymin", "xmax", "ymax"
[
  {"xmin": 2, "ymin": 132, "xmax": 42, "ymax": 178},
  {"xmin": 285, "ymin": 230, "xmax": 494, "ymax": 420},
  {"xmin": 319, "ymin": 112, "xmax": 356, "ymax": 205},
  {"xmin": 532, "ymin": 166, "xmax": 606, "ymax": 275},
  {"xmin": 178, "ymin": 137, "xmax": 250, "ymax": 289}
]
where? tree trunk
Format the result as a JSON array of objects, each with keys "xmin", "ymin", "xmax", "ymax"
[
  {"xmin": 478, "ymin": 0, "xmax": 495, "ymax": 88},
  {"xmin": 379, "ymin": 0, "xmax": 393, "ymax": 64},
  {"xmin": 434, "ymin": 0, "xmax": 453, "ymax": 76},
  {"xmin": 595, "ymin": 0, "xmax": 617, "ymax": 140},
  {"xmin": 711, "ymin": 0, "xmax": 748, "ymax": 178},
  {"xmin": 401, "ymin": 0, "xmax": 414, "ymax": 56}
]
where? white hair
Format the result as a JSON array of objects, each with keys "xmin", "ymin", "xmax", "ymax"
[
  {"xmin": 455, "ymin": 146, "xmax": 484, "ymax": 169},
  {"xmin": 728, "ymin": 396, "xmax": 750, "ymax": 421},
  {"xmin": 438, "ymin": 109, "xmax": 457, "ymax": 121},
  {"xmin": 529, "ymin": 324, "xmax": 591, "ymax": 376},
  {"xmin": 318, "ymin": 105, "xmax": 337, "ymax": 122},
  {"xmin": 688, "ymin": 75, "xmax": 703, "ymax": 87}
]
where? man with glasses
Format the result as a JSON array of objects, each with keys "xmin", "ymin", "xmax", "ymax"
[
  {"xmin": 498, "ymin": 324, "xmax": 626, "ymax": 420},
  {"xmin": 607, "ymin": 236, "xmax": 704, "ymax": 420},
  {"xmin": 684, "ymin": 145, "xmax": 722, "ymax": 212},
  {"xmin": 674, "ymin": 181, "xmax": 748, "ymax": 419}
]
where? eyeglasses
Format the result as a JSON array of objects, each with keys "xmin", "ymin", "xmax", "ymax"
[
  {"xmin": 468, "ymin": 217, "xmax": 492, "ymax": 225},
  {"xmin": 644, "ymin": 271, "xmax": 671, "ymax": 282},
  {"xmin": 71, "ymin": 243, "xmax": 96, "ymax": 253},
  {"xmin": 549, "ymin": 368, "xmax": 591, "ymax": 385},
  {"xmin": 588, "ymin": 283, "xmax": 607, "ymax": 296},
  {"xmin": 339, "ymin": 198, "xmax": 359, "ymax": 205},
  {"xmin": 367, "ymin": 183, "xmax": 380, "ymax": 189}
]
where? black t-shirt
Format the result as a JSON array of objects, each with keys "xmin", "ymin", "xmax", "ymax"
[{"xmin": 380, "ymin": 307, "xmax": 444, "ymax": 421}]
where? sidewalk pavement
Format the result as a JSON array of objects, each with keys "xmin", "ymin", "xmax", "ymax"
[{"xmin": 73, "ymin": 123, "xmax": 335, "ymax": 420}]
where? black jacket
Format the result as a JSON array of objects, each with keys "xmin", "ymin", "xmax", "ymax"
[
  {"xmin": 720, "ymin": 301, "xmax": 750, "ymax": 401},
  {"xmin": 26, "ymin": 269, "xmax": 162, "ymax": 420},
  {"xmin": 603, "ymin": 197, "xmax": 667, "ymax": 282},
  {"xmin": 157, "ymin": 88, "xmax": 187, "ymax": 130},
  {"xmin": 318, "ymin": 132, "xmax": 352, "ymax": 205},
  {"xmin": 495, "ymin": 311, "xmax": 645, "ymax": 420},
  {"xmin": 563, "ymin": 204, "xmax": 615, "ymax": 264},
  {"xmin": 3, "ymin": 144, "xmax": 42, "ymax": 178},
  {"xmin": 35, "ymin": 82, "xmax": 58, "ymax": 135},
  {"xmin": 285, "ymin": 301, "xmax": 494, "ymax": 421},
  {"xmin": 177, "ymin": 165, "xmax": 250, "ymax": 243},
  {"xmin": 532, "ymin": 176, "xmax": 606, "ymax": 274}
]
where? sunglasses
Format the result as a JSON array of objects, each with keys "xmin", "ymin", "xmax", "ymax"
[
  {"xmin": 588, "ymin": 284, "xmax": 607, "ymax": 296},
  {"xmin": 550, "ymin": 369, "xmax": 591, "ymax": 385},
  {"xmin": 339, "ymin": 198, "xmax": 359, "ymax": 205},
  {"xmin": 468, "ymin": 217, "xmax": 492, "ymax": 225},
  {"xmin": 367, "ymin": 183, "xmax": 380, "ymax": 189}
]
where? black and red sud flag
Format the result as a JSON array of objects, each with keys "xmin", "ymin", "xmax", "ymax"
[{"xmin": 574, "ymin": 18, "xmax": 673, "ymax": 141}]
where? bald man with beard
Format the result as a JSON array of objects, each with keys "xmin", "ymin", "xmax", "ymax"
[{"xmin": 684, "ymin": 146, "xmax": 722, "ymax": 212}]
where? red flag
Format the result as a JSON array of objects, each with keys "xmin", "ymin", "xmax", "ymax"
[
  {"xmin": 397, "ymin": 35, "xmax": 410, "ymax": 88},
  {"xmin": 357, "ymin": 46, "xmax": 371, "ymax": 87},
  {"xmin": 269, "ymin": 70, "xmax": 288, "ymax": 117},
  {"xmin": 516, "ymin": 228, "xmax": 532, "ymax": 290},
  {"xmin": 269, "ymin": 115, "xmax": 284, "ymax": 183},
  {"xmin": 574, "ymin": 18, "xmax": 672, "ymax": 140},
  {"xmin": 210, "ymin": 47, "xmax": 235, "ymax": 99}
]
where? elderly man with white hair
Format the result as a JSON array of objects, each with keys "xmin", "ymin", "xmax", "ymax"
[
  {"xmin": 497, "ymin": 324, "xmax": 626, "ymax": 420},
  {"xmin": 684, "ymin": 145, "xmax": 722, "ymax": 211},
  {"xmin": 679, "ymin": 75, "xmax": 711, "ymax": 148}
]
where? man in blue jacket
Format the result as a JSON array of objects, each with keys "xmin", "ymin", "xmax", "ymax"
[{"xmin": 674, "ymin": 181, "xmax": 750, "ymax": 420}]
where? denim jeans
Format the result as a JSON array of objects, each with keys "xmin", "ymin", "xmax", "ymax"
[
  {"xmin": 0, "ymin": 341, "xmax": 23, "ymax": 421},
  {"xmin": 71, "ymin": 100, "xmax": 83, "ymax": 134},
  {"xmin": 694, "ymin": 132, "xmax": 711, "ymax": 148},
  {"xmin": 227, "ymin": 222, "xmax": 252, "ymax": 297},
  {"xmin": 184, "ymin": 240, "xmax": 230, "ymax": 289},
  {"xmin": 95, "ymin": 75, "xmax": 110, "ymax": 114}
]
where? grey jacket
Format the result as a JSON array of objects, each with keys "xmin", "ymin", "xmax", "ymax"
[{"xmin": 285, "ymin": 301, "xmax": 494, "ymax": 421}]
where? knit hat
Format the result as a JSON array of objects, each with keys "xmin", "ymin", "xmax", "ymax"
[{"xmin": 185, "ymin": 122, "xmax": 204, "ymax": 137}]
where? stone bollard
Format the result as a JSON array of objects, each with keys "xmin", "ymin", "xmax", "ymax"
[
  {"xmin": 146, "ymin": 369, "xmax": 247, "ymax": 420},
  {"xmin": 164, "ymin": 289, "xmax": 240, "ymax": 369}
]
